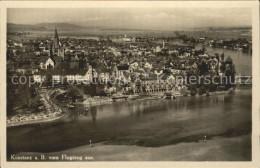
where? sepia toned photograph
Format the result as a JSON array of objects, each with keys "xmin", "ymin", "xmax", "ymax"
[{"xmin": 3, "ymin": 2, "xmax": 257, "ymax": 164}]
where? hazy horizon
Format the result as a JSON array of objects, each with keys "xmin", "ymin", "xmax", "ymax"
[{"xmin": 8, "ymin": 8, "xmax": 252, "ymax": 31}]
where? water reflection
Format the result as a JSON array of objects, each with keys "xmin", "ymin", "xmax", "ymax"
[
  {"xmin": 69, "ymin": 90, "xmax": 248, "ymax": 124},
  {"xmin": 7, "ymin": 88, "xmax": 251, "ymax": 154},
  {"xmin": 90, "ymin": 107, "xmax": 97, "ymax": 123}
]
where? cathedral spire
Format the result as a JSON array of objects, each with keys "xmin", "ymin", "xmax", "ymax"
[
  {"xmin": 55, "ymin": 27, "xmax": 59, "ymax": 41},
  {"xmin": 54, "ymin": 28, "xmax": 60, "ymax": 49}
]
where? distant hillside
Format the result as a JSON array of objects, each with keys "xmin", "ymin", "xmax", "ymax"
[
  {"xmin": 7, "ymin": 23, "xmax": 86, "ymax": 32},
  {"xmin": 207, "ymin": 26, "xmax": 252, "ymax": 31},
  {"xmin": 35, "ymin": 23, "xmax": 86, "ymax": 31},
  {"xmin": 7, "ymin": 23, "xmax": 47, "ymax": 32}
]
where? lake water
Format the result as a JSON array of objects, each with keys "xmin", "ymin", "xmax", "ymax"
[
  {"xmin": 7, "ymin": 47, "xmax": 252, "ymax": 159},
  {"xmin": 200, "ymin": 45, "xmax": 252, "ymax": 76}
]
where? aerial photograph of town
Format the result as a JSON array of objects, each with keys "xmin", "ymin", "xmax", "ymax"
[{"xmin": 6, "ymin": 7, "xmax": 252, "ymax": 161}]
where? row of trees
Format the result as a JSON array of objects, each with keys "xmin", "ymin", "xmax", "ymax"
[{"xmin": 7, "ymin": 71, "xmax": 41, "ymax": 116}]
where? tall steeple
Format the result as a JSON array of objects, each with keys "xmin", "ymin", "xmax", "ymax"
[
  {"xmin": 55, "ymin": 28, "xmax": 59, "ymax": 41},
  {"xmin": 54, "ymin": 28, "xmax": 60, "ymax": 49}
]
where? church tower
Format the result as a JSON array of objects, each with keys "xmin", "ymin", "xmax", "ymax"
[
  {"xmin": 53, "ymin": 28, "xmax": 60, "ymax": 49},
  {"xmin": 52, "ymin": 28, "xmax": 64, "ymax": 60}
]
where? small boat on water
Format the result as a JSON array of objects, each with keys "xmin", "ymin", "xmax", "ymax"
[
  {"xmin": 111, "ymin": 94, "xmax": 129, "ymax": 102},
  {"xmin": 164, "ymin": 92, "xmax": 176, "ymax": 99},
  {"xmin": 128, "ymin": 95, "xmax": 140, "ymax": 100}
]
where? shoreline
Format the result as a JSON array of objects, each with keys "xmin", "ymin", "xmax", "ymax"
[
  {"xmin": 7, "ymin": 112, "xmax": 66, "ymax": 128},
  {"xmin": 78, "ymin": 88, "xmax": 235, "ymax": 108},
  {"xmin": 6, "ymin": 88, "xmax": 252, "ymax": 161},
  {"xmin": 9, "ymin": 134, "xmax": 251, "ymax": 161},
  {"xmin": 7, "ymin": 89, "xmax": 65, "ymax": 128},
  {"xmin": 6, "ymin": 86, "xmax": 241, "ymax": 127}
]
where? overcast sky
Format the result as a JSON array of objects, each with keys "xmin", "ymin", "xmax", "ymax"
[{"xmin": 8, "ymin": 8, "xmax": 252, "ymax": 30}]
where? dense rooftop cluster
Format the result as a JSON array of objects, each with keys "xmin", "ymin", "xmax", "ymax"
[{"xmin": 7, "ymin": 30, "xmax": 237, "ymax": 96}]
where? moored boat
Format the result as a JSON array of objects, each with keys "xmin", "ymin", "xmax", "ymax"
[
  {"xmin": 164, "ymin": 92, "xmax": 176, "ymax": 99},
  {"xmin": 111, "ymin": 94, "xmax": 129, "ymax": 101}
]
